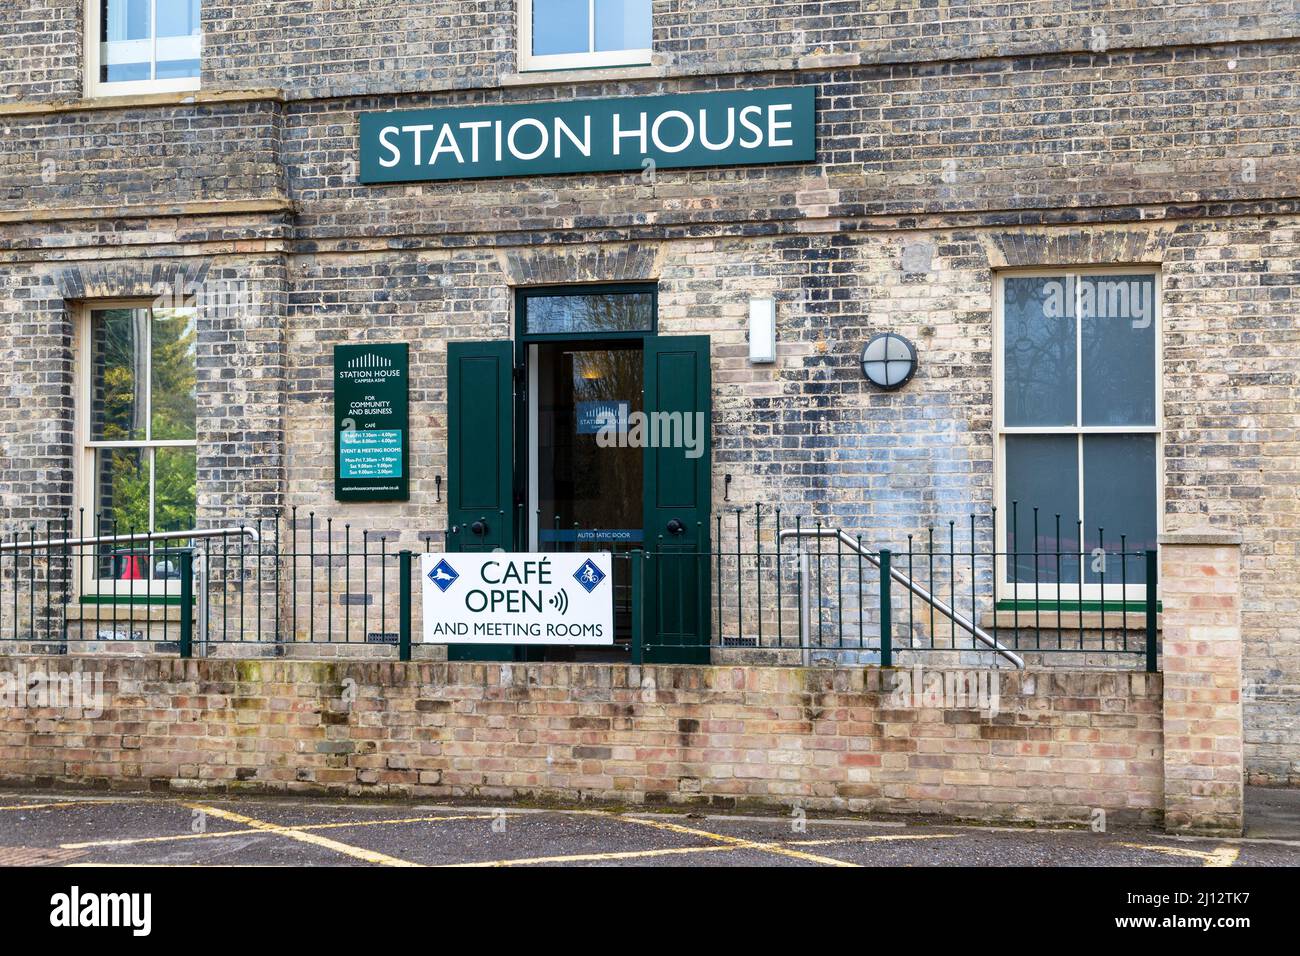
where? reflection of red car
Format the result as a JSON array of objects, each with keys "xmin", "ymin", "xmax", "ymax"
[{"xmin": 109, "ymin": 548, "xmax": 182, "ymax": 580}]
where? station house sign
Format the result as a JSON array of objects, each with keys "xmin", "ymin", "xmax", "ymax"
[{"xmin": 359, "ymin": 87, "xmax": 816, "ymax": 183}]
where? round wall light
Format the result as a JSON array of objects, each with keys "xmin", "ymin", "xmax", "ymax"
[{"xmin": 860, "ymin": 332, "xmax": 918, "ymax": 390}]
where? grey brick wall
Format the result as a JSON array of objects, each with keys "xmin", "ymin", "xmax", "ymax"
[
  {"xmin": 0, "ymin": 274, "xmax": 73, "ymax": 526},
  {"xmin": 197, "ymin": 1, "xmax": 1300, "ymax": 101},
  {"xmin": 0, "ymin": 100, "xmax": 286, "ymax": 214},
  {"xmin": 5, "ymin": 2, "xmax": 1297, "ymax": 105},
  {"xmin": 0, "ymin": 0, "xmax": 80, "ymax": 102}
]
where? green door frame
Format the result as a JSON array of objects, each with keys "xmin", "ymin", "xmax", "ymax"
[
  {"xmin": 513, "ymin": 282, "xmax": 659, "ymax": 553},
  {"xmin": 513, "ymin": 284, "xmax": 657, "ymax": 662},
  {"xmin": 447, "ymin": 285, "xmax": 711, "ymax": 664}
]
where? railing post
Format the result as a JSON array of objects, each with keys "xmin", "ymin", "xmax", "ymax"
[
  {"xmin": 630, "ymin": 548, "xmax": 644, "ymax": 665},
  {"xmin": 797, "ymin": 547, "xmax": 810, "ymax": 666},
  {"xmin": 398, "ymin": 550, "xmax": 413, "ymax": 662},
  {"xmin": 879, "ymin": 548, "xmax": 892, "ymax": 668},
  {"xmin": 194, "ymin": 549, "xmax": 208, "ymax": 647},
  {"xmin": 1145, "ymin": 548, "xmax": 1158, "ymax": 673},
  {"xmin": 179, "ymin": 549, "xmax": 193, "ymax": 660}
]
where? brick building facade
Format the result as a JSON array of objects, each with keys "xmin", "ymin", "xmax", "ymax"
[{"xmin": 0, "ymin": 2, "xmax": 1296, "ymax": 784}]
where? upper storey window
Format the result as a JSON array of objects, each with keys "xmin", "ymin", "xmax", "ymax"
[
  {"xmin": 87, "ymin": 0, "xmax": 202, "ymax": 97},
  {"xmin": 519, "ymin": 0, "xmax": 652, "ymax": 72}
]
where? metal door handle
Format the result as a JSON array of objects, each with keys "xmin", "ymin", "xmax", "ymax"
[
  {"xmin": 666, "ymin": 518, "xmax": 685, "ymax": 535},
  {"xmin": 470, "ymin": 520, "xmax": 488, "ymax": 536}
]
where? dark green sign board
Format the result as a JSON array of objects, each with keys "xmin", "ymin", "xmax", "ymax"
[
  {"xmin": 359, "ymin": 87, "xmax": 816, "ymax": 184},
  {"xmin": 334, "ymin": 343, "xmax": 409, "ymax": 502}
]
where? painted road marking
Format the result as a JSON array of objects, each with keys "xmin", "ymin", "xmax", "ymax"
[
  {"xmin": 1118, "ymin": 843, "xmax": 1240, "ymax": 867},
  {"xmin": 60, "ymin": 813, "xmax": 504, "ymax": 851},
  {"xmin": 0, "ymin": 800, "xmax": 135, "ymax": 812},
  {"xmin": 447, "ymin": 845, "xmax": 738, "ymax": 867},
  {"xmin": 3, "ymin": 792, "xmax": 1288, "ymax": 868},
  {"xmin": 182, "ymin": 803, "xmax": 421, "ymax": 867},
  {"xmin": 788, "ymin": 833, "xmax": 956, "ymax": 847},
  {"xmin": 449, "ymin": 831, "xmax": 957, "ymax": 867},
  {"xmin": 611, "ymin": 814, "xmax": 859, "ymax": 867},
  {"xmin": 51, "ymin": 803, "xmax": 947, "ymax": 867}
]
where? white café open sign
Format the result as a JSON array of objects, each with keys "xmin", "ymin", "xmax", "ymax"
[{"xmin": 420, "ymin": 552, "xmax": 614, "ymax": 646}]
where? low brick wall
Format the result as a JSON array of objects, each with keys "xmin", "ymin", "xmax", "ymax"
[{"xmin": 0, "ymin": 657, "xmax": 1164, "ymax": 825}]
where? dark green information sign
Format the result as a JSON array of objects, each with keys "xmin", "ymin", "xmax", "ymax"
[
  {"xmin": 359, "ymin": 87, "xmax": 816, "ymax": 184},
  {"xmin": 334, "ymin": 343, "xmax": 409, "ymax": 502}
]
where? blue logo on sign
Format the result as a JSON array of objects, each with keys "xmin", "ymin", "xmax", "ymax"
[
  {"xmin": 573, "ymin": 558, "xmax": 606, "ymax": 593},
  {"xmin": 428, "ymin": 558, "xmax": 459, "ymax": 592}
]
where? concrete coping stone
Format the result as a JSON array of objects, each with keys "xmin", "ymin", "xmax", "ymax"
[{"xmin": 1158, "ymin": 528, "xmax": 1243, "ymax": 546}]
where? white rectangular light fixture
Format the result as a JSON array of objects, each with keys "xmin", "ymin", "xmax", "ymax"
[{"xmin": 748, "ymin": 296, "xmax": 776, "ymax": 363}]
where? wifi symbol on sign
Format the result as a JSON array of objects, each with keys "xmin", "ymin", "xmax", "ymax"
[{"xmin": 548, "ymin": 589, "xmax": 569, "ymax": 615}]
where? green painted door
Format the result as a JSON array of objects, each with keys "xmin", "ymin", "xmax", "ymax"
[
  {"xmin": 641, "ymin": 335, "xmax": 712, "ymax": 664},
  {"xmin": 446, "ymin": 340, "xmax": 517, "ymax": 661}
]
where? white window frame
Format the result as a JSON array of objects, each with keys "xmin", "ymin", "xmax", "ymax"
[
  {"xmin": 75, "ymin": 300, "xmax": 199, "ymax": 598},
  {"xmin": 518, "ymin": 0, "xmax": 653, "ymax": 72},
  {"xmin": 85, "ymin": 0, "xmax": 202, "ymax": 98},
  {"xmin": 993, "ymin": 266, "xmax": 1163, "ymax": 604}
]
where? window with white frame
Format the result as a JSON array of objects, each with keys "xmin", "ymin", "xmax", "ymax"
[
  {"xmin": 87, "ymin": 0, "xmax": 202, "ymax": 97},
  {"xmin": 997, "ymin": 268, "xmax": 1160, "ymax": 600},
  {"xmin": 79, "ymin": 304, "xmax": 197, "ymax": 591},
  {"xmin": 519, "ymin": 0, "xmax": 652, "ymax": 71}
]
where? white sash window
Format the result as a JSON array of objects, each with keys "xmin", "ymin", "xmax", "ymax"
[
  {"xmin": 87, "ymin": 0, "xmax": 202, "ymax": 97},
  {"xmin": 995, "ymin": 268, "xmax": 1162, "ymax": 604},
  {"xmin": 77, "ymin": 303, "xmax": 198, "ymax": 596},
  {"xmin": 520, "ymin": 0, "xmax": 653, "ymax": 71}
]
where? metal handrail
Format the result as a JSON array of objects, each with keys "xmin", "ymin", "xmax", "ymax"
[
  {"xmin": 778, "ymin": 528, "xmax": 1025, "ymax": 669},
  {"xmin": 0, "ymin": 526, "xmax": 259, "ymax": 552}
]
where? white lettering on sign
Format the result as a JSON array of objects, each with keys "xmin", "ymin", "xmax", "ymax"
[
  {"xmin": 421, "ymin": 552, "xmax": 614, "ymax": 646},
  {"xmin": 379, "ymin": 104, "xmax": 800, "ymax": 169}
]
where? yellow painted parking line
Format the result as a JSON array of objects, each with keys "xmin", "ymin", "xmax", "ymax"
[
  {"xmin": 449, "ymin": 830, "xmax": 957, "ymax": 867},
  {"xmin": 446, "ymin": 844, "xmax": 738, "ymax": 867},
  {"xmin": 788, "ymin": 833, "xmax": 956, "ymax": 847},
  {"xmin": 614, "ymin": 815, "xmax": 859, "ymax": 867},
  {"xmin": 0, "ymin": 801, "xmax": 117, "ymax": 812},
  {"xmin": 61, "ymin": 812, "xmax": 502, "ymax": 851},
  {"xmin": 183, "ymin": 803, "xmax": 421, "ymax": 867},
  {"xmin": 64, "ymin": 827, "xmax": 263, "ymax": 849},
  {"xmin": 1119, "ymin": 843, "xmax": 1240, "ymax": 867}
]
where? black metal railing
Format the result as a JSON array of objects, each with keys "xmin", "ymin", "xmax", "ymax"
[
  {"xmin": 700, "ymin": 506, "xmax": 1156, "ymax": 671},
  {"xmin": 0, "ymin": 506, "xmax": 1158, "ymax": 671}
]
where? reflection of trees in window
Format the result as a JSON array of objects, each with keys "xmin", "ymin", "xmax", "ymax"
[
  {"xmin": 91, "ymin": 308, "xmax": 147, "ymax": 442},
  {"xmin": 150, "ymin": 309, "xmax": 197, "ymax": 441},
  {"xmin": 87, "ymin": 305, "xmax": 198, "ymax": 577}
]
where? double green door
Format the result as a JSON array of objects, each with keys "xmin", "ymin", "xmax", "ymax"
[{"xmin": 445, "ymin": 336, "xmax": 711, "ymax": 663}]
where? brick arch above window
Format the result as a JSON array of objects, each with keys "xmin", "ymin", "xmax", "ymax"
[
  {"xmin": 980, "ymin": 227, "xmax": 1172, "ymax": 270},
  {"xmin": 54, "ymin": 262, "xmax": 212, "ymax": 302},
  {"xmin": 499, "ymin": 242, "xmax": 663, "ymax": 287}
]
